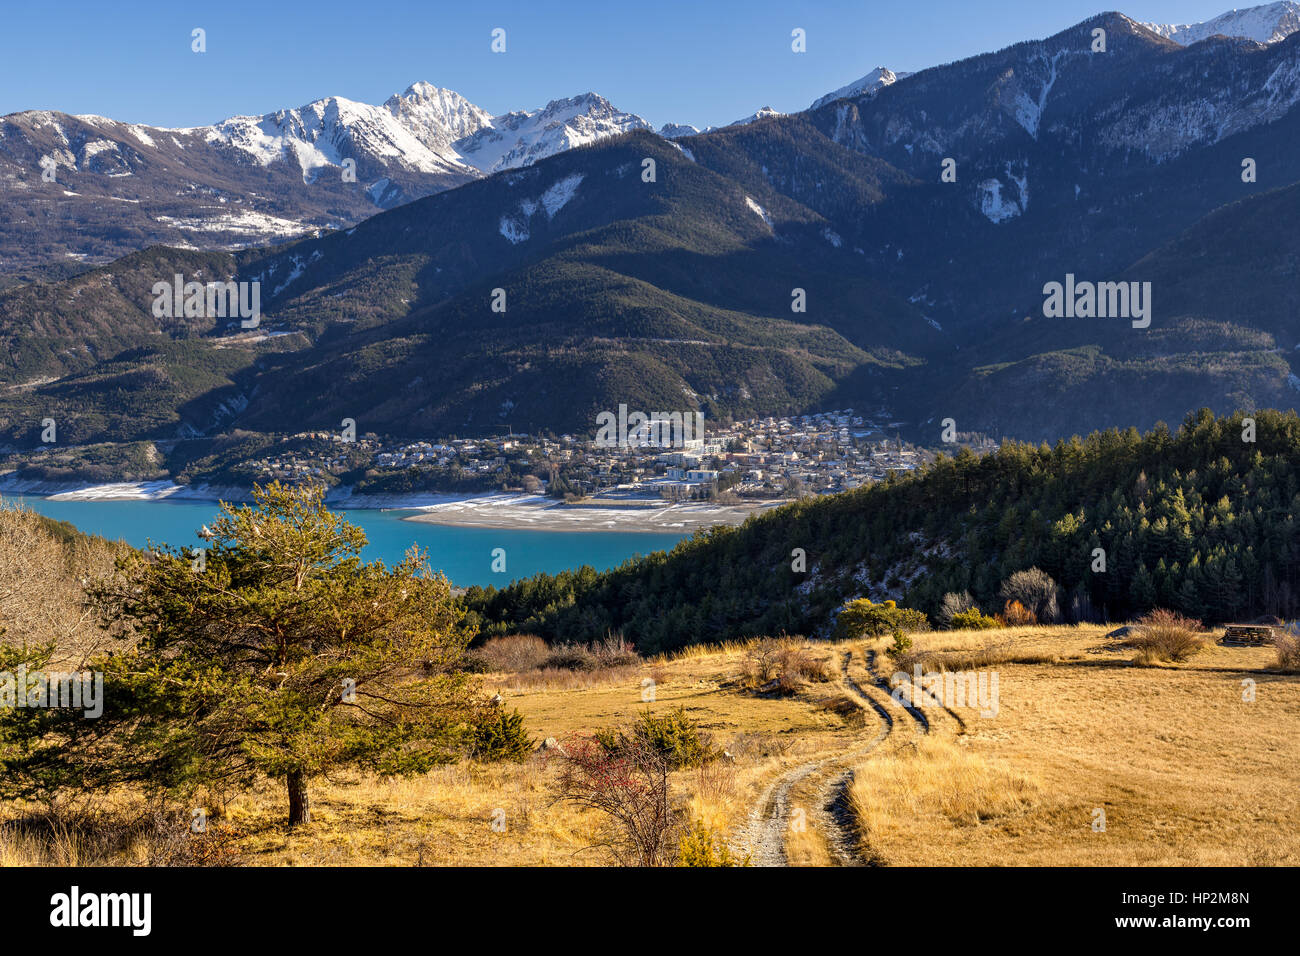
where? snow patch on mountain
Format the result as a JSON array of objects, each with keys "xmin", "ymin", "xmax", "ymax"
[
  {"xmin": 667, "ymin": 141, "xmax": 696, "ymax": 162},
  {"xmin": 155, "ymin": 209, "xmax": 309, "ymax": 238},
  {"xmin": 1011, "ymin": 50, "xmax": 1066, "ymax": 139},
  {"xmin": 744, "ymin": 195, "xmax": 774, "ymax": 229},
  {"xmin": 499, "ymin": 217, "xmax": 529, "ymax": 244},
  {"xmin": 1102, "ymin": 43, "xmax": 1300, "ymax": 161},
  {"xmin": 498, "ymin": 172, "xmax": 585, "ymax": 244},
  {"xmin": 976, "ymin": 161, "xmax": 1029, "ymax": 223},
  {"xmin": 207, "ymin": 94, "xmax": 472, "ymax": 183},
  {"xmin": 977, "ymin": 178, "xmax": 1021, "ymax": 223},
  {"xmin": 273, "ymin": 250, "xmax": 322, "ymax": 297},
  {"xmin": 162, "ymin": 85, "xmax": 648, "ymax": 201},
  {"xmin": 540, "ymin": 173, "xmax": 583, "ymax": 218}
]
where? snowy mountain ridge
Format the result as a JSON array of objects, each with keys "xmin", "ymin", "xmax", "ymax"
[
  {"xmin": 810, "ymin": 67, "xmax": 910, "ymax": 109},
  {"xmin": 1142, "ymin": 1, "xmax": 1300, "ymax": 45},
  {"xmin": 189, "ymin": 83, "xmax": 650, "ymax": 181}
]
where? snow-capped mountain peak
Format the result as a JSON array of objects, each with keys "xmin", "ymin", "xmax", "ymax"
[
  {"xmin": 382, "ymin": 83, "xmax": 493, "ymax": 151},
  {"xmin": 810, "ymin": 66, "xmax": 909, "ymax": 109},
  {"xmin": 728, "ymin": 106, "xmax": 784, "ymax": 127},
  {"xmin": 207, "ymin": 93, "xmax": 471, "ymax": 181},
  {"xmin": 658, "ymin": 123, "xmax": 701, "ymax": 139},
  {"xmin": 200, "ymin": 83, "xmax": 653, "ymax": 184},
  {"xmin": 1142, "ymin": 1, "xmax": 1300, "ymax": 46},
  {"xmin": 453, "ymin": 92, "xmax": 653, "ymax": 173}
]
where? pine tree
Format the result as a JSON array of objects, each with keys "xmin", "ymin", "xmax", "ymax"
[{"xmin": 5, "ymin": 482, "xmax": 478, "ymax": 824}]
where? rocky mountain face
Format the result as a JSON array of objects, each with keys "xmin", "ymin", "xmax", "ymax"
[{"xmin": 802, "ymin": 13, "xmax": 1300, "ymax": 326}]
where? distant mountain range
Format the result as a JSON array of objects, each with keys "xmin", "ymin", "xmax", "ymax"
[
  {"xmin": 0, "ymin": 84, "xmax": 655, "ymax": 284},
  {"xmin": 3, "ymin": 4, "xmax": 1300, "ymax": 459},
  {"xmin": 3, "ymin": 2, "xmax": 1298, "ymax": 287}
]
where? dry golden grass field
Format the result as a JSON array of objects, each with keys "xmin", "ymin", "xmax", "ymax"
[{"xmin": 6, "ymin": 621, "xmax": 1294, "ymax": 867}]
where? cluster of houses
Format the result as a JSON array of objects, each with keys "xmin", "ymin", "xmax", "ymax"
[{"xmin": 234, "ymin": 409, "xmax": 935, "ymax": 501}]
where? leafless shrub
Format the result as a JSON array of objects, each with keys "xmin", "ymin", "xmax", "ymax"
[
  {"xmin": 140, "ymin": 810, "xmax": 245, "ymax": 867},
  {"xmin": 1123, "ymin": 609, "xmax": 1207, "ymax": 664},
  {"xmin": 742, "ymin": 637, "xmax": 829, "ymax": 694},
  {"xmin": 470, "ymin": 634, "xmax": 550, "ymax": 673},
  {"xmin": 694, "ymin": 757, "xmax": 738, "ymax": 804},
  {"xmin": 550, "ymin": 729, "xmax": 681, "ymax": 867},
  {"xmin": 591, "ymin": 632, "xmax": 640, "ymax": 668},
  {"xmin": 999, "ymin": 568, "xmax": 1060, "ymax": 623},
  {"xmin": 937, "ymin": 591, "xmax": 977, "ymax": 627},
  {"xmin": 1272, "ymin": 628, "xmax": 1300, "ymax": 673},
  {"xmin": 0, "ymin": 505, "xmax": 123, "ymax": 663}
]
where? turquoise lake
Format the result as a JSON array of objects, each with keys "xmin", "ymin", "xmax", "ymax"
[{"xmin": 0, "ymin": 495, "xmax": 686, "ymax": 588}]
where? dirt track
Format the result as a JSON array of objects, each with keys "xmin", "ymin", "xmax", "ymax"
[{"xmin": 738, "ymin": 647, "xmax": 944, "ymax": 866}]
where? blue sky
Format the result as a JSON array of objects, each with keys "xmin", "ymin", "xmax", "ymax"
[{"xmin": 0, "ymin": 0, "xmax": 1241, "ymax": 129}]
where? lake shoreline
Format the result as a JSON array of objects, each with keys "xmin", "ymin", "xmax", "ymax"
[{"xmin": 0, "ymin": 478, "xmax": 784, "ymax": 533}]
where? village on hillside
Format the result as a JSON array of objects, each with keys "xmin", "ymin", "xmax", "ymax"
[{"xmin": 235, "ymin": 409, "xmax": 961, "ymax": 501}]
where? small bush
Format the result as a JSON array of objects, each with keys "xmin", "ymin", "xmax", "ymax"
[
  {"xmin": 552, "ymin": 731, "xmax": 679, "ymax": 866},
  {"xmin": 950, "ymin": 607, "xmax": 999, "ymax": 630},
  {"xmin": 474, "ymin": 634, "xmax": 550, "ymax": 673},
  {"xmin": 545, "ymin": 643, "xmax": 600, "ymax": 671},
  {"xmin": 999, "ymin": 568, "xmax": 1060, "ymax": 623},
  {"xmin": 742, "ymin": 639, "xmax": 781, "ymax": 686},
  {"xmin": 639, "ymin": 707, "xmax": 715, "ymax": 769},
  {"xmin": 890, "ymin": 630, "xmax": 912, "ymax": 654},
  {"xmin": 590, "ymin": 632, "xmax": 640, "ymax": 668},
  {"xmin": 1137, "ymin": 608, "xmax": 1202, "ymax": 631},
  {"xmin": 997, "ymin": 600, "xmax": 1037, "ymax": 627},
  {"xmin": 678, "ymin": 820, "xmax": 749, "ymax": 867},
  {"xmin": 471, "ymin": 708, "xmax": 535, "ymax": 762},
  {"xmin": 596, "ymin": 707, "xmax": 713, "ymax": 770},
  {"xmin": 776, "ymin": 640, "xmax": 829, "ymax": 694},
  {"xmin": 1273, "ymin": 628, "xmax": 1300, "ymax": 673},
  {"xmin": 1122, "ymin": 609, "xmax": 1206, "ymax": 664},
  {"xmin": 937, "ymin": 591, "xmax": 977, "ymax": 627},
  {"xmin": 743, "ymin": 637, "xmax": 829, "ymax": 694},
  {"xmin": 834, "ymin": 598, "xmax": 930, "ymax": 640}
]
